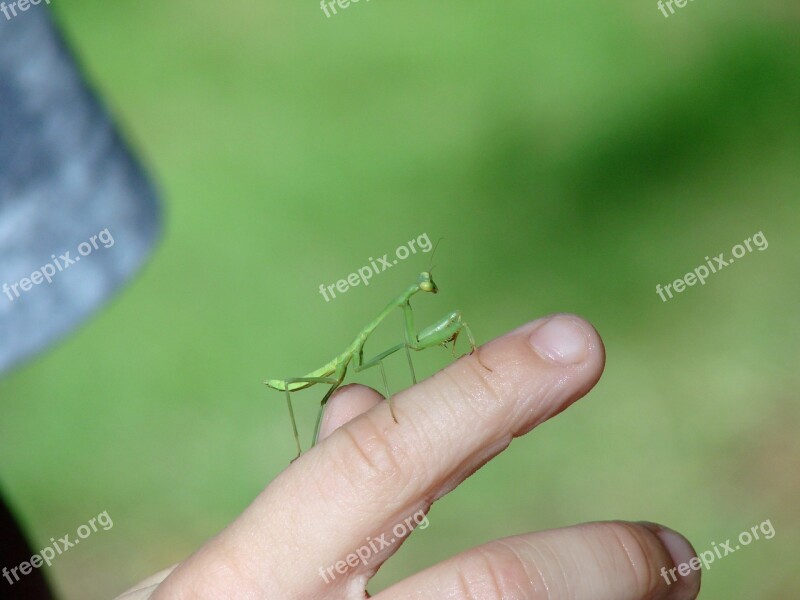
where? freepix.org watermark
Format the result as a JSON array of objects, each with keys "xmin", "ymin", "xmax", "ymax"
[
  {"xmin": 661, "ymin": 518, "xmax": 775, "ymax": 585},
  {"xmin": 318, "ymin": 232, "xmax": 433, "ymax": 303},
  {"xmin": 1, "ymin": 0, "xmax": 51, "ymax": 21},
  {"xmin": 318, "ymin": 509, "xmax": 429, "ymax": 584},
  {"xmin": 655, "ymin": 231, "xmax": 768, "ymax": 302},
  {"xmin": 2, "ymin": 228, "xmax": 115, "ymax": 303},
  {"xmin": 657, "ymin": 0, "xmax": 697, "ymax": 18},
  {"xmin": 320, "ymin": 0, "xmax": 370, "ymax": 19},
  {"xmin": 2, "ymin": 510, "xmax": 113, "ymax": 587}
]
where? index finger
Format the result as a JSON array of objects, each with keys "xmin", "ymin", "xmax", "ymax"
[{"xmin": 155, "ymin": 314, "xmax": 605, "ymax": 598}]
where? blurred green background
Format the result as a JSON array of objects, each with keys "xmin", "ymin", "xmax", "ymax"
[{"xmin": 1, "ymin": 0, "xmax": 799, "ymax": 597}]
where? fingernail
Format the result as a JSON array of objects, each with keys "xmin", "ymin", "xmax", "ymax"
[
  {"xmin": 638, "ymin": 522, "xmax": 700, "ymax": 599},
  {"xmin": 528, "ymin": 316, "xmax": 589, "ymax": 365}
]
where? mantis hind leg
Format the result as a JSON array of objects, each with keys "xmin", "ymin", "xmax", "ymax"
[
  {"xmin": 281, "ymin": 376, "xmax": 341, "ymax": 461},
  {"xmin": 404, "ymin": 346, "xmax": 417, "ymax": 385},
  {"xmin": 378, "ymin": 361, "xmax": 399, "ymax": 423},
  {"xmin": 311, "ymin": 376, "xmax": 346, "ymax": 450},
  {"xmin": 353, "ymin": 343, "xmax": 406, "ymax": 423}
]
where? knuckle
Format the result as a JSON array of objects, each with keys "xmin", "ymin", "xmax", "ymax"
[
  {"xmin": 452, "ymin": 541, "xmax": 535, "ymax": 600},
  {"xmin": 437, "ymin": 356, "xmax": 507, "ymax": 424},
  {"xmin": 600, "ymin": 522, "xmax": 663, "ymax": 594},
  {"xmin": 163, "ymin": 546, "xmax": 287, "ymax": 600},
  {"xmin": 334, "ymin": 415, "xmax": 415, "ymax": 498}
]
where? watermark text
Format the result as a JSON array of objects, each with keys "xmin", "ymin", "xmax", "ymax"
[
  {"xmin": 319, "ymin": 509, "xmax": 428, "ymax": 583},
  {"xmin": 661, "ymin": 518, "xmax": 775, "ymax": 585},
  {"xmin": 656, "ymin": 231, "xmax": 767, "ymax": 302},
  {"xmin": 2, "ymin": 510, "xmax": 113, "ymax": 587},
  {"xmin": 1, "ymin": 0, "xmax": 52, "ymax": 21},
  {"xmin": 3, "ymin": 228, "xmax": 115, "ymax": 303},
  {"xmin": 657, "ymin": 0, "xmax": 696, "ymax": 18},
  {"xmin": 319, "ymin": 232, "xmax": 433, "ymax": 303},
  {"xmin": 320, "ymin": 0, "xmax": 370, "ymax": 19}
]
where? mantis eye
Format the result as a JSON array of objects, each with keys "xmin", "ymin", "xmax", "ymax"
[{"xmin": 420, "ymin": 282, "xmax": 433, "ymax": 292}]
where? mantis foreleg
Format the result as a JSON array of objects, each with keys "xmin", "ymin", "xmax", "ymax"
[{"xmin": 349, "ymin": 308, "xmax": 488, "ymax": 429}]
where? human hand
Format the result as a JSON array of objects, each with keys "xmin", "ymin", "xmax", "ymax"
[{"xmin": 117, "ymin": 314, "xmax": 701, "ymax": 600}]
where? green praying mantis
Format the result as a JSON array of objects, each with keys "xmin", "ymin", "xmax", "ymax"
[{"xmin": 265, "ymin": 270, "xmax": 489, "ymax": 460}]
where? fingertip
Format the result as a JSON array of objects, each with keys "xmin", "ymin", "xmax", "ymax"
[
  {"xmin": 525, "ymin": 314, "xmax": 604, "ymax": 367},
  {"xmin": 636, "ymin": 521, "xmax": 702, "ymax": 599}
]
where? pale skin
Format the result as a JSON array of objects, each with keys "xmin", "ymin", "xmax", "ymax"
[{"xmin": 117, "ymin": 315, "xmax": 702, "ymax": 600}]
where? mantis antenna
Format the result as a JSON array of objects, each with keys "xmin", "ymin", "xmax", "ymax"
[{"xmin": 428, "ymin": 237, "xmax": 444, "ymax": 273}]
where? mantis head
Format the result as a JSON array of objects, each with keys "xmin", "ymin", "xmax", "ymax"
[
  {"xmin": 418, "ymin": 272, "xmax": 438, "ymax": 294},
  {"xmin": 417, "ymin": 238, "xmax": 443, "ymax": 294}
]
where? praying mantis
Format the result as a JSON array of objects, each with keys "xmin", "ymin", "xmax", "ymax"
[{"xmin": 265, "ymin": 270, "xmax": 488, "ymax": 460}]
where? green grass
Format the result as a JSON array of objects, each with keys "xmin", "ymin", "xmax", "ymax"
[{"xmin": 0, "ymin": 0, "xmax": 798, "ymax": 597}]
